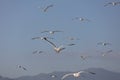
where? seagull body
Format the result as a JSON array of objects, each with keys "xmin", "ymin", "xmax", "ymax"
[
  {"xmin": 43, "ymin": 37, "xmax": 65, "ymax": 53},
  {"xmin": 41, "ymin": 30, "xmax": 63, "ymax": 34},
  {"xmin": 79, "ymin": 17, "xmax": 90, "ymax": 22},
  {"xmin": 62, "ymin": 71, "xmax": 95, "ymax": 80},
  {"xmin": 54, "ymin": 46, "xmax": 65, "ymax": 53},
  {"xmin": 51, "ymin": 75, "xmax": 57, "ymax": 78},
  {"xmin": 104, "ymin": 1, "xmax": 120, "ymax": 7}
]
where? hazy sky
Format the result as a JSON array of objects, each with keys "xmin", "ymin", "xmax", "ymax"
[{"xmin": 0, "ymin": 0, "xmax": 120, "ymax": 78}]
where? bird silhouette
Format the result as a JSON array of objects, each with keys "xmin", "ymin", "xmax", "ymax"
[
  {"xmin": 41, "ymin": 30, "xmax": 63, "ymax": 34},
  {"xmin": 97, "ymin": 42, "xmax": 111, "ymax": 46},
  {"xmin": 43, "ymin": 4, "xmax": 54, "ymax": 12},
  {"xmin": 18, "ymin": 65, "xmax": 27, "ymax": 71},
  {"xmin": 104, "ymin": 1, "xmax": 120, "ymax": 7}
]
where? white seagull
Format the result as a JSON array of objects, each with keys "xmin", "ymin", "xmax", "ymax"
[
  {"xmin": 72, "ymin": 17, "xmax": 90, "ymax": 22},
  {"xmin": 61, "ymin": 71, "xmax": 95, "ymax": 80},
  {"xmin": 41, "ymin": 30, "xmax": 63, "ymax": 34},
  {"xmin": 104, "ymin": 1, "xmax": 120, "ymax": 7},
  {"xmin": 97, "ymin": 42, "xmax": 111, "ymax": 46},
  {"xmin": 43, "ymin": 37, "xmax": 65, "ymax": 53}
]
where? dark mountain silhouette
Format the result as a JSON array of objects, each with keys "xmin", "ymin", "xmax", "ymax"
[
  {"xmin": 0, "ymin": 68, "xmax": 120, "ymax": 80},
  {"xmin": 0, "ymin": 75, "xmax": 14, "ymax": 80}
]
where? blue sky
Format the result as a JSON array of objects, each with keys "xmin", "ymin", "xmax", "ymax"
[{"xmin": 0, "ymin": 0, "xmax": 120, "ymax": 78}]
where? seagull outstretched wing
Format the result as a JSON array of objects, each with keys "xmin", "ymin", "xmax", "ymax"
[
  {"xmin": 88, "ymin": 71, "xmax": 96, "ymax": 75},
  {"xmin": 41, "ymin": 31, "xmax": 49, "ymax": 33},
  {"xmin": 62, "ymin": 73, "xmax": 74, "ymax": 80},
  {"xmin": 43, "ymin": 37, "xmax": 56, "ymax": 47},
  {"xmin": 44, "ymin": 4, "xmax": 54, "ymax": 12},
  {"xmin": 104, "ymin": 2, "xmax": 112, "ymax": 7},
  {"xmin": 78, "ymin": 71, "xmax": 95, "ymax": 75},
  {"xmin": 53, "ymin": 30, "xmax": 63, "ymax": 32},
  {"xmin": 22, "ymin": 67, "xmax": 27, "ymax": 71},
  {"xmin": 67, "ymin": 43, "xmax": 76, "ymax": 46},
  {"xmin": 32, "ymin": 37, "xmax": 41, "ymax": 40}
]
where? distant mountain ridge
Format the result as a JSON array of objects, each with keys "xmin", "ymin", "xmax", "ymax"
[
  {"xmin": 0, "ymin": 68, "xmax": 120, "ymax": 80},
  {"xmin": 0, "ymin": 75, "xmax": 14, "ymax": 80}
]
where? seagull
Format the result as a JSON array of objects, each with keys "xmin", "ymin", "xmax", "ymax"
[
  {"xmin": 18, "ymin": 65, "xmax": 27, "ymax": 71},
  {"xmin": 32, "ymin": 36, "xmax": 53, "ymax": 40},
  {"xmin": 104, "ymin": 1, "xmax": 120, "ymax": 7},
  {"xmin": 80, "ymin": 55, "xmax": 90, "ymax": 60},
  {"xmin": 72, "ymin": 17, "xmax": 90, "ymax": 22},
  {"xmin": 41, "ymin": 30, "xmax": 63, "ymax": 34},
  {"xmin": 43, "ymin": 4, "xmax": 54, "ymax": 12},
  {"xmin": 61, "ymin": 71, "xmax": 95, "ymax": 80},
  {"xmin": 97, "ymin": 42, "xmax": 111, "ymax": 46},
  {"xmin": 43, "ymin": 37, "xmax": 65, "ymax": 53}
]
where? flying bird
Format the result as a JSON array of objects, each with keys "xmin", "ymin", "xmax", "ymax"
[
  {"xmin": 104, "ymin": 1, "xmax": 120, "ymax": 7},
  {"xmin": 32, "ymin": 50, "xmax": 44, "ymax": 54},
  {"xmin": 61, "ymin": 71, "xmax": 95, "ymax": 80},
  {"xmin": 97, "ymin": 42, "xmax": 111, "ymax": 46},
  {"xmin": 43, "ymin": 4, "xmax": 54, "ymax": 12},
  {"xmin": 72, "ymin": 17, "xmax": 90, "ymax": 22},
  {"xmin": 18, "ymin": 65, "xmax": 27, "ymax": 71},
  {"xmin": 80, "ymin": 55, "xmax": 90, "ymax": 60},
  {"xmin": 43, "ymin": 37, "xmax": 65, "ymax": 53},
  {"xmin": 41, "ymin": 30, "xmax": 63, "ymax": 34}
]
